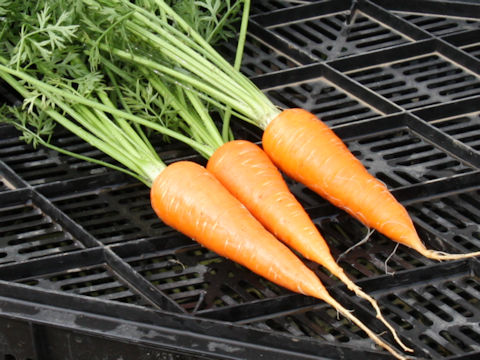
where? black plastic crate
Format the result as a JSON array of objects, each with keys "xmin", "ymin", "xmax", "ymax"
[{"xmin": 1, "ymin": 0, "xmax": 480, "ymax": 359}]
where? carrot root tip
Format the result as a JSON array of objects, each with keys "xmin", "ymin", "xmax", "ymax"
[
  {"xmin": 353, "ymin": 286, "xmax": 413, "ymax": 353},
  {"xmin": 326, "ymin": 296, "xmax": 409, "ymax": 360},
  {"xmin": 419, "ymin": 248, "xmax": 480, "ymax": 261}
]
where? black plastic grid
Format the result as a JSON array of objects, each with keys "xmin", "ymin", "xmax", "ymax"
[
  {"xmin": 0, "ymin": 188, "xmax": 96, "ymax": 263},
  {"xmin": 1, "ymin": 1, "xmax": 480, "ymax": 359}
]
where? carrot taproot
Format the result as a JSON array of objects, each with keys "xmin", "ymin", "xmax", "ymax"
[
  {"xmin": 151, "ymin": 160, "xmax": 409, "ymax": 360},
  {"xmin": 262, "ymin": 108, "xmax": 480, "ymax": 261},
  {"xmin": 207, "ymin": 139, "xmax": 412, "ymax": 352}
]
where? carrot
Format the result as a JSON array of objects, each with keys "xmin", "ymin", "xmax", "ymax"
[
  {"xmin": 0, "ymin": 8, "xmax": 407, "ymax": 357},
  {"xmin": 1, "ymin": 63, "xmax": 408, "ymax": 359},
  {"xmin": 91, "ymin": 0, "xmax": 480, "ymax": 262},
  {"xmin": 151, "ymin": 160, "xmax": 409, "ymax": 360},
  {"xmin": 207, "ymin": 139, "xmax": 412, "ymax": 353},
  {"xmin": 262, "ymin": 108, "xmax": 480, "ymax": 261}
]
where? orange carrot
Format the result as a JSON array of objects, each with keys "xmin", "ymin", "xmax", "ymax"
[
  {"xmin": 262, "ymin": 108, "xmax": 480, "ymax": 261},
  {"xmin": 207, "ymin": 140, "xmax": 412, "ymax": 352},
  {"xmin": 151, "ymin": 160, "xmax": 408, "ymax": 360}
]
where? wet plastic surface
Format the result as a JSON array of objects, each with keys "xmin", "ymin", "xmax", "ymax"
[{"xmin": 1, "ymin": 0, "xmax": 480, "ymax": 359}]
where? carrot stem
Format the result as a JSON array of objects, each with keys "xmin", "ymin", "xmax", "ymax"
[{"xmin": 222, "ymin": 0, "xmax": 250, "ymax": 142}]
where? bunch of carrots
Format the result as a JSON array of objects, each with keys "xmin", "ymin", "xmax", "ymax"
[{"xmin": 1, "ymin": 1, "xmax": 479, "ymax": 359}]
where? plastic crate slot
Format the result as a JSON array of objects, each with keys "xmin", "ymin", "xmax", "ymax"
[
  {"xmin": 251, "ymin": 1, "xmax": 291, "ymax": 14},
  {"xmin": 13, "ymin": 263, "xmax": 150, "ymax": 306},
  {"xmin": 272, "ymin": 11, "xmax": 409, "ymax": 60},
  {"xmin": 397, "ymin": 152, "xmax": 447, "ymax": 167},
  {"xmin": 425, "ymin": 285, "xmax": 473, "ymax": 318},
  {"xmin": 0, "ymin": 200, "xmax": 85, "ymax": 263},
  {"xmin": 387, "ymin": 293, "xmax": 433, "ymax": 326},
  {"xmin": 409, "ymin": 289, "xmax": 455, "ymax": 322},
  {"xmin": 0, "ymin": 139, "xmax": 35, "ymax": 157},
  {"xmin": 324, "ymin": 307, "xmax": 367, "ymax": 341},
  {"xmin": 16, "ymin": 234, "xmax": 75, "ymax": 254},
  {"xmin": 459, "ymin": 326, "xmax": 480, "ymax": 346},
  {"xmin": 289, "ymin": 315, "xmax": 323, "ymax": 339},
  {"xmin": 374, "ymin": 171, "xmax": 401, "ymax": 187},
  {"xmin": 217, "ymin": 284, "xmax": 246, "ymax": 306},
  {"xmin": 415, "ymin": 68, "xmax": 462, "ymax": 83},
  {"xmin": 453, "ymin": 235, "xmax": 478, "ymax": 251},
  {"xmin": 238, "ymin": 279, "xmax": 265, "ymax": 300},
  {"xmin": 410, "ymin": 205, "xmax": 449, "ymax": 233},
  {"xmin": 368, "ymin": 135, "xmax": 421, "ymax": 152},
  {"xmin": 306, "ymin": 311, "xmax": 350, "ymax": 342},
  {"xmin": 399, "ymin": 13, "xmax": 477, "ymax": 36},
  {"xmin": 463, "ymin": 278, "xmax": 480, "ymax": 299},
  {"xmin": 305, "ymin": 18, "xmax": 340, "ymax": 42},
  {"xmin": 350, "ymin": 128, "xmax": 474, "ymax": 186},
  {"xmin": 433, "ymin": 115, "xmax": 480, "ymax": 133},
  {"xmin": 442, "ymin": 196, "xmax": 480, "ymax": 226},
  {"xmin": 444, "ymin": 83, "xmax": 480, "ymax": 99},
  {"xmin": 220, "ymin": 36, "xmax": 296, "ymax": 77},
  {"xmin": 419, "ymin": 333, "xmax": 454, "ymax": 357},
  {"xmin": 378, "ymin": 142, "xmax": 433, "ymax": 160},
  {"xmin": 464, "ymin": 43, "xmax": 480, "ymax": 58},
  {"xmin": 445, "ymin": 280, "xmax": 480, "ymax": 308},
  {"xmin": 432, "ymin": 74, "xmax": 478, "ymax": 90},
  {"xmin": 393, "ymin": 54, "xmax": 446, "ymax": 72},
  {"xmin": 54, "ymin": 188, "xmax": 170, "ymax": 244},
  {"xmin": 353, "ymin": 33, "xmax": 403, "ymax": 49},
  {"xmin": 347, "ymin": 53, "xmax": 480, "ymax": 110},
  {"xmin": 274, "ymin": 24, "xmax": 310, "ymax": 47},
  {"xmin": 287, "ymin": 313, "xmax": 327, "ymax": 340},
  {"xmin": 266, "ymin": 81, "xmax": 379, "ymax": 126}
]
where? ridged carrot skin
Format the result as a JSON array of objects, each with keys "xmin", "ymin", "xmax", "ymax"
[
  {"xmin": 150, "ymin": 160, "xmax": 329, "ymax": 298},
  {"xmin": 262, "ymin": 108, "xmax": 480, "ymax": 261},
  {"xmin": 207, "ymin": 140, "xmax": 348, "ymax": 273},
  {"xmin": 207, "ymin": 140, "xmax": 411, "ymax": 352},
  {"xmin": 150, "ymin": 161, "xmax": 408, "ymax": 360}
]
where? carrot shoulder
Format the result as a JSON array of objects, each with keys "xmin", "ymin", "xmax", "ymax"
[
  {"xmin": 262, "ymin": 108, "xmax": 480, "ymax": 261},
  {"xmin": 207, "ymin": 140, "xmax": 411, "ymax": 352},
  {"xmin": 151, "ymin": 161, "xmax": 408, "ymax": 360}
]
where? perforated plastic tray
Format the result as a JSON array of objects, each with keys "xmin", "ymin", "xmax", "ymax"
[{"xmin": 1, "ymin": 0, "xmax": 480, "ymax": 359}]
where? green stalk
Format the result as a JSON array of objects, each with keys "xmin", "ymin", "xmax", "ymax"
[
  {"xmin": 222, "ymin": 0, "xmax": 250, "ymax": 141},
  {"xmin": 93, "ymin": 43, "xmax": 254, "ymax": 117},
  {"xmin": 147, "ymin": 75, "xmax": 215, "ymax": 149},
  {"xmin": 99, "ymin": 51, "xmax": 255, "ymax": 128},
  {"xmin": 184, "ymin": 90, "xmax": 224, "ymax": 150},
  {"xmin": 125, "ymin": 20, "xmax": 252, "ymax": 105},
  {"xmin": 127, "ymin": 14, "xmax": 249, "ymax": 98},
  {"xmin": 78, "ymin": 104, "xmax": 149, "ymax": 166},
  {"xmin": 206, "ymin": 1, "xmax": 244, "ymax": 44},
  {"xmin": 150, "ymin": 0, "xmax": 242, "ymax": 73},
  {"xmin": 153, "ymin": 0, "xmax": 279, "ymax": 127},
  {"xmin": 105, "ymin": 66, "xmax": 159, "ymax": 160},
  {"xmin": 108, "ymin": 0, "xmax": 279, "ymax": 126},
  {"xmin": 0, "ymin": 66, "xmax": 165, "ymax": 185},
  {"xmin": 0, "ymin": 63, "xmax": 214, "ymax": 156},
  {"xmin": 96, "ymin": 89, "xmax": 161, "ymax": 162},
  {"xmin": 70, "ymin": 52, "xmax": 161, "ymax": 164},
  {"xmin": 120, "ymin": 0, "xmax": 229, "ymax": 68},
  {"xmin": 11, "ymin": 122, "xmax": 149, "ymax": 185},
  {"xmin": 48, "ymin": 99, "xmax": 150, "ymax": 180}
]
